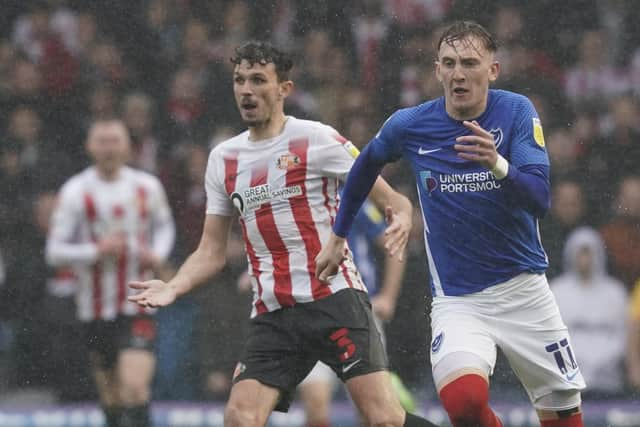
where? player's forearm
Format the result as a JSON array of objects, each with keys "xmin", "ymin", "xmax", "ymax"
[
  {"xmin": 167, "ymin": 246, "xmax": 226, "ymax": 298},
  {"xmin": 380, "ymin": 254, "xmax": 404, "ymax": 303},
  {"xmin": 334, "ymin": 143, "xmax": 387, "ymax": 237},
  {"xmin": 498, "ymin": 162, "xmax": 550, "ymax": 218},
  {"xmin": 45, "ymin": 240, "xmax": 99, "ymax": 266}
]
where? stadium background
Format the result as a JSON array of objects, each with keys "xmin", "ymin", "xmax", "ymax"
[{"xmin": 0, "ymin": 0, "xmax": 639, "ymax": 425}]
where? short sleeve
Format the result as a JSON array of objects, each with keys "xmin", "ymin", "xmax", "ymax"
[
  {"xmin": 312, "ymin": 125, "xmax": 359, "ymax": 181},
  {"xmin": 510, "ymin": 97, "xmax": 550, "ymax": 168},
  {"xmin": 205, "ymin": 149, "xmax": 234, "ymax": 216}
]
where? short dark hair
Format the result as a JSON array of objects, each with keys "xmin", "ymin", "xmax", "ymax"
[
  {"xmin": 230, "ymin": 41, "xmax": 294, "ymax": 82},
  {"xmin": 437, "ymin": 21, "xmax": 497, "ymax": 54}
]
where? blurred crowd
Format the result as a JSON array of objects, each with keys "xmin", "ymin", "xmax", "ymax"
[{"xmin": 0, "ymin": 0, "xmax": 639, "ymax": 405}]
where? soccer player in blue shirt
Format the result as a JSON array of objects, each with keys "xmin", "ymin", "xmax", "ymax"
[{"xmin": 316, "ymin": 21, "xmax": 586, "ymax": 427}]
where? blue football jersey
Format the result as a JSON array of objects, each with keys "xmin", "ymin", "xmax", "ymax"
[{"xmin": 370, "ymin": 89, "xmax": 549, "ymax": 296}]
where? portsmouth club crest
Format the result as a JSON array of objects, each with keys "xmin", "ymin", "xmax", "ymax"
[
  {"xmin": 489, "ymin": 127, "xmax": 503, "ymax": 149},
  {"xmin": 420, "ymin": 170, "xmax": 438, "ymax": 195},
  {"xmin": 276, "ymin": 152, "xmax": 300, "ymax": 170}
]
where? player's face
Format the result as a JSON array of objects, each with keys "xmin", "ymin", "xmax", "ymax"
[
  {"xmin": 233, "ymin": 60, "xmax": 289, "ymax": 127},
  {"xmin": 86, "ymin": 121, "xmax": 131, "ymax": 176},
  {"xmin": 435, "ymin": 36, "xmax": 499, "ymax": 120}
]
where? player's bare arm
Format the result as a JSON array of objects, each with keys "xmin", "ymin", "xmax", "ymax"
[
  {"xmin": 453, "ymin": 120, "xmax": 499, "ymax": 171},
  {"xmin": 368, "ymin": 177, "xmax": 413, "ymax": 260},
  {"xmin": 128, "ymin": 214, "xmax": 232, "ymax": 308},
  {"xmin": 316, "ymin": 178, "xmax": 412, "ymax": 283}
]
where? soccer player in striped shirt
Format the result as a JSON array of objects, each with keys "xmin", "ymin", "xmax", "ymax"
[
  {"xmin": 46, "ymin": 118, "xmax": 175, "ymax": 426},
  {"xmin": 128, "ymin": 41, "xmax": 436, "ymax": 427},
  {"xmin": 317, "ymin": 21, "xmax": 587, "ymax": 427}
]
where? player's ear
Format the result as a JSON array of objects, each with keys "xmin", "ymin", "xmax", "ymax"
[
  {"xmin": 488, "ymin": 61, "xmax": 500, "ymax": 83},
  {"xmin": 279, "ymin": 80, "xmax": 294, "ymax": 99},
  {"xmin": 434, "ymin": 61, "xmax": 443, "ymax": 83}
]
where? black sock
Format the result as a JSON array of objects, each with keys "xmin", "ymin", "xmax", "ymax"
[
  {"xmin": 403, "ymin": 412, "xmax": 439, "ymax": 427},
  {"xmin": 102, "ymin": 406, "xmax": 122, "ymax": 427},
  {"xmin": 120, "ymin": 404, "xmax": 151, "ymax": 427}
]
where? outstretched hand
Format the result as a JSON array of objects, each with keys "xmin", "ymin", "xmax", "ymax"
[
  {"xmin": 384, "ymin": 206, "xmax": 410, "ymax": 261},
  {"xmin": 454, "ymin": 120, "xmax": 498, "ymax": 170},
  {"xmin": 128, "ymin": 280, "xmax": 177, "ymax": 308},
  {"xmin": 315, "ymin": 234, "xmax": 347, "ymax": 283}
]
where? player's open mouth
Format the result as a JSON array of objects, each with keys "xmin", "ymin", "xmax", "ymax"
[
  {"xmin": 241, "ymin": 101, "xmax": 258, "ymax": 111},
  {"xmin": 453, "ymin": 87, "xmax": 468, "ymax": 95}
]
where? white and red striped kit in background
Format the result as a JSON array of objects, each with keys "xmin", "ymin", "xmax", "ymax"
[
  {"xmin": 46, "ymin": 166, "xmax": 175, "ymax": 321},
  {"xmin": 206, "ymin": 117, "xmax": 366, "ymax": 317}
]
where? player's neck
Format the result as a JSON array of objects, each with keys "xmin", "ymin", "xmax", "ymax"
[
  {"xmin": 248, "ymin": 112, "xmax": 288, "ymax": 141},
  {"xmin": 95, "ymin": 165, "xmax": 122, "ymax": 181},
  {"xmin": 446, "ymin": 97, "xmax": 488, "ymax": 121}
]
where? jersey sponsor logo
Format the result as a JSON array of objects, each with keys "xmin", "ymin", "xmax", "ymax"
[
  {"xmin": 533, "ymin": 118, "xmax": 545, "ymax": 147},
  {"xmin": 418, "ymin": 147, "xmax": 441, "ymax": 155},
  {"xmin": 420, "ymin": 170, "xmax": 502, "ymax": 194},
  {"xmin": 420, "ymin": 171, "xmax": 438, "ymax": 195},
  {"xmin": 431, "ymin": 331, "xmax": 444, "ymax": 353},
  {"xmin": 489, "ymin": 127, "xmax": 503, "ymax": 148},
  {"xmin": 230, "ymin": 184, "xmax": 303, "ymax": 213},
  {"xmin": 276, "ymin": 152, "xmax": 300, "ymax": 170}
]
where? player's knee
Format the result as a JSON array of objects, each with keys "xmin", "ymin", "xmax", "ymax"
[
  {"xmin": 534, "ymin": 389, "xmax": 581, "ymax": 414},
  {"xmin": 119, "ymin": 381, "xmax": 150, "ymax": 405},
  {"xmin": 439, "ymin": 374, "xmax": 490, "ymax": 424},
  {"xmin": 224, "ymin": 402, "xmax": 268, "ymax": 427}
]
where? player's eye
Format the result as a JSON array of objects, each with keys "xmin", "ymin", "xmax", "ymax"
[{"xmin": 234, "ymin": 76, "xmax": 244, "ymax": 84}]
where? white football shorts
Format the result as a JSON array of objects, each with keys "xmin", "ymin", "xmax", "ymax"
[{"xmin": 430, "ymin": 273, "xmax": 586, "ymax": 404}]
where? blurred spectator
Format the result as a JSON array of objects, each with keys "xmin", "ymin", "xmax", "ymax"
[
  {"xmin": 551, "ymin": 227, "xmax": 627, "ymax": 397},
  {"xmin": 163, "ymin": 67, "xmax": 208, "ymax": 142},
  {"xmin": 542, "ymin": 180, "xmax": 588, "ymax": 279},
  {"xmin": 546, "ymin": 128, "xmax": 583, "ymax": 182},
  {"xmin": 564, "ymin": 30, "xmax": 629, "ymax": 109},
  {"xmin": 600, "ymin": 175, "xmax": 640, "ymax": 289},
  {"xmin": 6, "ymin": 105, "xmax": 72, "ymax": 190},
  {"xmin": 121, "ymin": 92, "xmax": 164, "ymax": 175}
]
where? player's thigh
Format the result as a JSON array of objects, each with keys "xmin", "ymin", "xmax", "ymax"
[
  {"xmin": 312, "ymin": 290, "xmax": 387, "ymax": 382},
  {"xmin": 298, "ymin": 363, "xmax": 336, "ymax": 424},
  {"xmin": 234, "ymin": 310, "xmax": 316, "ymax": 413},
  {"xmin": 117, "ymin": 348, "xmax": 155, "ymax": 391},
  {"xmin": 430, "ymin": 297, "xmax": 497, "ymax": 390},
  {"xmin": 225, "ymin": 379, "xmax": 280, "ymax": 427},
  {"xmin": 345, "ymin": 370, "xmax": 404, "ymax": 427},
  {"xmin": 496, "ymin": 279, "xmax": 586, "ymax": 407}
]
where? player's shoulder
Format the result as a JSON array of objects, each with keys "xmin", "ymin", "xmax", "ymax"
[
  {"xmin": 124, "ymin": 166, "xmax": 164, "ymax": 191},
  {"xmin": 490, "ymin": 89, "xmax": 533, "ymax": 109},
  {"xmin": 285, "ymin": 116, "xmax": 340, "ymax": 140},
  {"xmin": 58, "ymin": 167, "xmax": 94, "ymax": 194},
  {"xmin": 386, "ymin": 99, "xmax": 440, "ymax": 128},
  {"xmin": 209, "ymin": 130, "xmax": 250, "ymax": 159}
]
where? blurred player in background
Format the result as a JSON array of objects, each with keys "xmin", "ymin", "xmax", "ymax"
[
  {"xmin": 128, "ymin": 41, "xmax": 437, "ymax": 427},
  {"xmin": 317, "ymin": 21, "xmax": 586, "ymax": 427},
  {"xmin": 298, "ymin": 198, "xmax": 412, "ymax": 427},
  {"xmin": 46, "ymin": 118, "xmax": 175, "ymax": 427}
]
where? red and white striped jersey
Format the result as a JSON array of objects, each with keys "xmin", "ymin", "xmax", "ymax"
[
  {"xmin": 206, "ymin": 117, "xmax": 367, "ymax": 317},
  {"xmin": 46, "ymin": 166, "xmax": 175, "ymax": 321}
]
